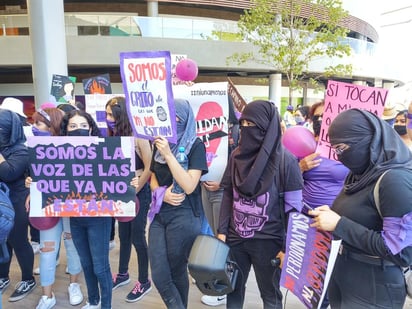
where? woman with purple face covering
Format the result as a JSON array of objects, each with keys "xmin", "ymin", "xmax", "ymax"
[
  {"xmin": 217, "ymin": 100, "xmax": 303, "ymax": 309},
  {"xmin": 310, "ymin": 109, "xmax": 412, "ymax": 309}
]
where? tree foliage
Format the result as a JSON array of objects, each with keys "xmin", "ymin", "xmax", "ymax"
[{"xmin": 229, "ymin": 0, "xmax": 353, "ymax": 101}]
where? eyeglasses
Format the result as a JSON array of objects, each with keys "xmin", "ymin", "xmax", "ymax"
[{"xmin": 332, "ymin": 143, "xmax": 350, "ymax": 155}]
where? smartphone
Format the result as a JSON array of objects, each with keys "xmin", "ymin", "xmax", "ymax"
[{"xmin": 302, "ymin": 201, "xmax": 314, "ymax": 216}]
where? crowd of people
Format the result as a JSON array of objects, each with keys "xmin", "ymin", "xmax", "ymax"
[{"xmin": 0, "ymin": 95, "xmax": 412, "ymax": 309}]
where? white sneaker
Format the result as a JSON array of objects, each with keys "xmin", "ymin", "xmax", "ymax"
[
  {"xmin": 68, "ymin": 283, "xmax": 84, "ymax": 305},
  {"xmin": 201, "ymin": 295, "xmax": 227, "ymax": 306},
  {"xmin": 36, "ymin": 293, "xmax": 56, "ymax": 309},
  {"xmin": 81, "ymin": 301, "xmax": 101, "ymax": 309},
  {"xmin": 31, "ymin": 242, "xmax": 40, "ymax": 255}
]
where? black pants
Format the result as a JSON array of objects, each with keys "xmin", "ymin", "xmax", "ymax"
[
  {"xmin": 227, "ymin": 238, "xmax": 283, "ymax": 309},
  {"xmin": 328, "ymin": 254, "xmax": 406, "ymax": 308}
]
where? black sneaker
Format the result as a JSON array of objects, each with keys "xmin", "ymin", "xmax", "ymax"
[
  {"xmin": 112, "ymin": 272, "xmax": 130, "ymax": 290},
  {"xmin": 125, "ymin": 280, "xmax": 152, "ymax": 303},
  {"xmin": 0, "ymin": 277, "xmax": 10, "ymax": 292},
  {"xmin": 9, "ymin": 278, "xmax": 37, "ymax": 302}
]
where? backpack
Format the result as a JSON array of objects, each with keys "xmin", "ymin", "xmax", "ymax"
[
  {"xmin": 0, "ymin": 182, "xmax": 15, "ymax": 263},
  {"xmin": 373, "ymin": 170, "xmax": 412, "ymax": 298}
]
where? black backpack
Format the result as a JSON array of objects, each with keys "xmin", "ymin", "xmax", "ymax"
[{"xmin": 0, "ymin": 182, "xmax": 15, "ymax": 263}]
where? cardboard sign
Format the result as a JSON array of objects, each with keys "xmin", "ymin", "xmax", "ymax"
[{"xmin": 28, "ymin": 136, "xmax": 136, "ymax": 217}]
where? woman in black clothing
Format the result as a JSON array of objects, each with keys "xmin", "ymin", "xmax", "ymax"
[
  {"xmin": 0, "ymin": 109, "xmax": 36, "ymax": 302},
  {"xmin": 311, "ymin": 109, "xmax": 412, "ymax": 308},
  {"xmin": 217, "ymin": 100, "xmax": 303, "ymax": 309}
]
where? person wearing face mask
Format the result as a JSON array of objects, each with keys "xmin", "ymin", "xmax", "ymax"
[
  {"xmin": 105, "ymin": 96, "xmax": 153, "ymax": 303},
  {"xmin": 26, "ymin": 108, "xmax": 85, "ymax": 309},
  {"xmin": 217, "ymin": 100, "xmax": 303, "ymax": 309},
  {"xmin": 149, "ymin": 99, "xmax": 208, "ymax": 309},
  {"xmin": 294, "ymin": 106, "xmax": 310, "ymax": 129},
  {"xmin": 60, "ymin": 110, "xmax": 113, "ymax": 309},
  {"xmin": 310, "ymin": 109, "xmax": 412, "ymax": 309},
  {"xmin": 394, "ymin": 110, "xmax": 412, "ymax": 151}
]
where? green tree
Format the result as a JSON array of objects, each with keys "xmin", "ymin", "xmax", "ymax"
[{"xmin": 229, "ymin": 0, "xmax": 353, "ymax": 104}]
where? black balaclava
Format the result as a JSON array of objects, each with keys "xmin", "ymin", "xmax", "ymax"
[
  {"xmin": 329, "ymin": 109, "xmax": 412, "ymax": 193},
  {"xmin": 232, "ymin": 100, "xmax": 283, "ymax": 198}
]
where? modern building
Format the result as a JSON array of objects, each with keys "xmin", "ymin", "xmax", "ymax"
[{"xmin": 0, "ymin": 0, "xmax": 403, "ymax": 108}]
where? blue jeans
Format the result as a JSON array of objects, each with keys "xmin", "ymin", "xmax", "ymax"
[
  {"xmin": 118, "ymin": 184, "xmax": 151, "ymax": 282},
  {"xmin": 227, "ymin": 238, "xmax": 283, "ymax": 309},
  {"xmin": 70, "ymin": 217, "xmax": 112, "ymax": 309},
  {"xmin": 40, "ymin": 218, "xmax": 81, "ymax": 286},
  {"xmin": 148, "ymin": 205, "xmax": 201, "ymax": 309}
]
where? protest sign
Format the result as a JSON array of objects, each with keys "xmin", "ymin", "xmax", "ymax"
[
  {"xmin": 120, "ymin": 50, "xmax": 177, "ymax": 143},
  {"xmin": 317, "ymin": 80, "xmax": 387, "ymax": 159},
  {"xmin": 82, "ymin": 73, "xmax": 112, "ymax": 94},
  {"xmin": 280, "ymin": 212, "xmax": 341, "ymax": 309},
  {"xmin": 50, "ymin": 74, "xmax": 76, "ymax": 104},
  {"xmin": 173, "ymin": 82, "xmax": 229, "ymax": 181},
  {"xmin": 28, "ymin": 136, "xmax": 136, "ymax": 217},
  {"xmin": 227, "ymin": 78, "xmax": 247, "ymax": 113}
]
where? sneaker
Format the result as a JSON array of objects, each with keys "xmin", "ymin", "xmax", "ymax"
[
  {"xmin": 201, "ymin": 295, "xmax": 227, "ymax": 306},
  {"xmin": 31, "ymin": 241, "xmax": 40, "ymax": 255},
  {"xmin": 125, "ymin": 280, "xmax": 152, "ymax": 302},
  {"xmin": 68, "ymin": 282, "xmax": 84, "ymax": 305},
  {"xmin": 81, "ymin": 301, "xmax": 101, "ymax": 309},
  {"xmin": 109, "ymin": 240, "xmax": 116, "ymax": 251},
  {"xmin": 36, "ymin": 293, "xmax": 56, "ymax": 309},
  {"xmin": 112, "ymin": 273, "xmax": 130, "ymax": 290},
  {"xmin": 0, "ymin": 277, "xmax": 10, "ymax": 292},
  {"xmin": 65, "ymin": 266, "xmax": 69, "ymax": 274},
  {"xmin": 9, "ymin": 278, "xmax": 37, "ymax": 302}
]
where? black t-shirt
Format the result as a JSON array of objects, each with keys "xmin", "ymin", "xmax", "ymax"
[
  {"xmin": 218, "ymin": 150, "xmax": 303, "ymax": 243},
  {"xmin": 333, "ymin": 168, "xmax": 412, "ymax": 266},
  {"xmin": 150, "ymin": 138, "xmax": 208, "ymax": 214}
]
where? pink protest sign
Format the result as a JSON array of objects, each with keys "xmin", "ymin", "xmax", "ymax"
[{"xmin": 317, "ymin": 80, "xmax": 388, "ymax": 159}]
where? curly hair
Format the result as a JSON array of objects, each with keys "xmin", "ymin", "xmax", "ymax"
[{"xmin": 60, "ymin": 109, "xmax": 102, "ymax": 137}]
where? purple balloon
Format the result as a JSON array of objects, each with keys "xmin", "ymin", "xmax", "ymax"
[
  {"xmin": 175, "ymin": 58, "xmax": 198, "ymax": 81},
  {"xmin": 29, "ymin": 216, "xmax": 60, "ymax": 231},
  {"xmin": 282, "ymin": 126, "xmax": 317, "ymax": 158}
]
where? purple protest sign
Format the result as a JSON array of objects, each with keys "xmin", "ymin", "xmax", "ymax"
[
  {"xmin": 280, "ymin": 212, "xmax": 334, "ymax": 309},
  {"xmin": 119, "ymin": 50, "xmax": 177, "ymax": 144}
]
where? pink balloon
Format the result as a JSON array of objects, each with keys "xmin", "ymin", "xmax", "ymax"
[
  {"xmin": 116, "ymin": 197, "xmax": 140, "ymax": 222},
  {"xmin": 175, "ymin": 58, "xmax": 198, "ymax": 81},
  {"xmin": 29, "ymin": 216, "xmax": 60, "ymax": 231},
  {"xmin": 282, "ymin": 126, "xmax": 317, "ymax": 158}
]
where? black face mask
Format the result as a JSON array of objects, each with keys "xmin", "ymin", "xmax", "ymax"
[
  {"xmin": 312, "ymin": 119, "xmax": 322, "ymax": 137},
  {"xmin": 394, "ymin": 125, "xmax": 407, "ymax": 136},
  {"xmin": 67, "ymin": 129, "xmax": 90, "ymax": 136},
  {"xmin": 336, "ymin": 139, "xmax": 371, "ymax": 175}
]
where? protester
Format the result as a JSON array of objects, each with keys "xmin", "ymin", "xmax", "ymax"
[
  {"xmin": 60, "ymin": 110, "xmax": 113, "ymax": 309},
  {"xmin": 0, "ymin": 97, "xmax": 39, "ymax": 254},
  {"xmin": 310, "ymin": 109, "xmax": 412, "ymax": 308},
  {"xmin": 149, "ymin": 98, "xmax": 207, "ymax": 309},
  {"xmin": 283, "ymin": 104, "xmax": 295, "ymax": 128},
  {"xmin": 294, "ymin": 105, "xmax": 310, "ymax": 129},
  {"xmin": 217, "ymin": 100, "xmax": 303, "ymax": 309},
  {"xmin": 0, "ymin": 109, "xmax": 36, "ymax": 302},
  {"xmin": 394, "ymin": 110, "xmax": 412, "ymax": 151},
  {"xmin": 25, "ymin": 108, "xmax": 84, "ymax": 309},
  {"xmin": 105, "ymin": 96, "xmax": 153, "ymax": 302}
]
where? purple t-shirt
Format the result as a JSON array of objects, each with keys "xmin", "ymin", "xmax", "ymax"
[{"xmin": 302, "ymin": 157, "xmax": 349, "ymax": 208}]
